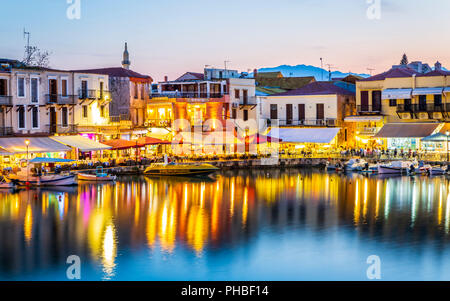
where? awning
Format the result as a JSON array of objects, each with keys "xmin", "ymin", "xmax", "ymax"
[
  {"xmin": 374, "ymin": 123, "xmax": 440, "ymax": 138},
  {"xmin": 344, "ymin": 116, "xmax": 383, "ymax": 122},
  {"xmin": 29, "ymin": 157, "xmax": 75, "ymax": 164},
  {"xmin": 137, "ymin": 137, "xmax": 171, "ymax": 146},
  {"xmin": 412, "ymin": 87, "xmax": 444, "ymax": 96},
  {"xmin": 422, "ymin": 133, "xmax": 449, "ymax": 142},
  {"xmin": 102, "ymin": 139, "xmax": 138, "ymax": 150},
  {"xmin": 173, "ymin": 132, "xmax": 241, "ymax": 145},
  {"xmin": 382, "ymin": 89, "xmax": 412, "ymax": 100},
  {"xmin": 147, "ymin": 128, "xmax": 172, "ymax": 140},
  {"xmin": 245, "ymin": 134, "xmax": 282, "ymax": 144},
  {"xmin": 443, "ymin": 87, "xmax": 450, "ymax": 93},
  {"xmin": 268, "ymin": 128, "xmax": 340, "ymax": 144},
  {"xmin": 0, "ymin": 137, "xmax": 72, "ymax": 154},
  {"xmin": 51, "ymin": 135, "xmax": 112, "ymax": 152}
]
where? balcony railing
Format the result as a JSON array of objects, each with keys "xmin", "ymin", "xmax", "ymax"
[
  {"xmin": 239, "ymin": 96, "xmax": 257, "ymax": 106},
  {"xmin": 151, "ymin": 92, "xmax": 226, "ymax": 99},
  {"xmin": 0, "ymin": 127, "xmax": 13, "ymax": 136},
  {"xmin": 145, "ymin": 119, "xmax": 172, "ymax": 128},
  {"xmin": 79, "ymin": 89, "xmax": 111, "ymax": 100},
  {"xmin": 357, "ymin": 105, "xmax": 382, "ymax": 114},
  {"xmin": 0, "ymin": 96, "xmax": 12, "ymax": 106},
  {"xmin": 396, "ymin": 104, "xmax": 413, "ymax": 113},
  {"xmin": 46, "ymin": 94, "xmax": 77, "ymax": 105},
  {"xmin": 109, "ymin": 114, "xmax": 131, "ymax": 124},
  {"xmin": 46, "ymin": 124, "xmax": 78, "ymax": 134},
  {"xmin": 412, "ymin": 103, "xmax": 443, "ymax": 113},
  {"xmin": 271, "ymin": 119, "xmax": 340, "ymax": 127},
  {"xmin": 357, "ymin": 127, "xmax": 381, "ymax": 136}
]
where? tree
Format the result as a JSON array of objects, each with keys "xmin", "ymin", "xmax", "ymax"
[
  {"xmin": 22, "ymin": 46, "xmax": 51, "ymax": 68},
  {"xmin": 400, "ymin": 54, "xmax": 408, "ymax": 65}
]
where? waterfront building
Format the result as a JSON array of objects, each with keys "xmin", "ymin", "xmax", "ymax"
[
  {"xmin": 254, "ymin": 70, "xmax": 315, "ymax": 96},
  {"xmin": 352, "ymin": 61, "xmax": 448, "ymax": 150},
  {"xmin": 72, "ymin": 43, "xmax": 153, "ymax": 140},
  {"xmin": 259, "ymin": 81, "xmax": 356, "ymax": 154}
]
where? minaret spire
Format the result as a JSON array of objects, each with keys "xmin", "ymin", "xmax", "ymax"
[{"xmin": 122, "ymin": 42, "xmax": 131, "ymax": 69}]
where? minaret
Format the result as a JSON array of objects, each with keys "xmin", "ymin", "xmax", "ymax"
[{"xmin": 122, "ymin": 42, "xmax": 131, "ymax": 69}]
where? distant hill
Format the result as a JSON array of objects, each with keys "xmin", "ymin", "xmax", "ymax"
[{"xmin": 254, "ymin": 64, "xmax": 370, "ymax": 80}]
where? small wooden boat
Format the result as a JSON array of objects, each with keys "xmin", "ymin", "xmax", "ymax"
[
  {"xmin": 78, "ymin": 166, "xmax": 117, "ymax": 181},
  {"xmin": 144, "ymin": 163, "xmax": 219, "ymax": 176}
]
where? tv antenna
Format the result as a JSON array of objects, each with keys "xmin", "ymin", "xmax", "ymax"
[
  {"xmin": 326, "ymin": 64, "xmax": 335, "ymax": 81},
  {"xmin": 23, "ymin": 28, "xmax": 32, "ymax": 62},
  {"xmin": 224, "ymin": 60, "xmax": 231, "ymax": 71},
  {"xmin": 320, "ymin": 58, "xmax": 324, "ymax": 80}
]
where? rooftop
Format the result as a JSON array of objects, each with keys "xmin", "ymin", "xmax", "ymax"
[
  {"xmin": 270, "ymin": 81, "xmax": 355, "ymax": 97},
  {"xmin": 256, "ymin": 76, "xmax": 315, "ymax": 90},
  {"xmin": 71, "ymin": 67, "xmax": 152, "ymax": 81}
]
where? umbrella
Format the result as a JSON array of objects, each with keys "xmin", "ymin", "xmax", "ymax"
[
  {"xmin": 102, "ymin": 139, "xmax": 139, "ymax": 150},
  {"xmin": 136, "ymin": 137, "xmax": 171, "ymax": 146}
]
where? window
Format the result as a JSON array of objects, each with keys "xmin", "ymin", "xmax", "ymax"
[
  {"xmin": 243, "ymin": 109, "xmax": 248, "ymax": 121},
  {"xmin": 30, "ymin": 78, "xmax": 38, "ymax": 103},
  {"xmin": 99, "ymin": 81, "xmax": 104, "ymax": 99},
  {"xmin": 141, "ymin": 85, "xmax": 145, "ymax": 100},
  {"xmin": 100, "ymin": 105, "xmax": 105, "ymax": 118},
  {"xmin": 134, "ymin": 83, "xmax": 139, "ymax": 99},
  {"xmin": 82, "ymin": 105, "xmax": 88, "ymax": 118},
  {"xmin": 234, "ymin": 89, "xmax": 240, "ymax": 99},
  {"xmin": 270, "ymin": 104, "xmax": 278, "ymax": 120},
  {"xmin": 434, "ymin": 95, "xmax": 442, "ymax": 106},
  {"xmin": 18, "ymin": 106, "xmax": 25, "ymax": 129},
  {"xmin": 286, "ymin": 104, "xmax": 293, "ymax": 125},
  {"xmin": 32, "ymin": 107, "xmax": 39, "ymax": 129},
  {"xmin": 372, "ymin": 90, "xmax": 382, "ymax": 111},
  {"xmin": 232, "ymin": 108, "xmax": 237, "ymax": 119},
  {"xmin": 0, "ymin": 79, "xmax": 7, "ymax": 96},
  {"xmin": 17, "ymin": 77, "xmax": 25, "ymax": 97},
  {"xmin": 61, "ymin": 79, "xmax": 68, "ymax": 97},
  {"xmin": 389, "ymin": 99, "xmax": 397, "ymax": 107},
  {"xmin": 61, "ymin": 107, "xmax": 68, "ymax": 127}
]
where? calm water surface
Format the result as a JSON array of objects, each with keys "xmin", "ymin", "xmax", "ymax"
[{"xmin": 1, "ymin": 169, "xmax": 450, "ymax": 280}]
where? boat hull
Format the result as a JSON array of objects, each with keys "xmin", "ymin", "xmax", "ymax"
[
  {"xmin": 377, "ymin": 166, "xmax": 407, "ymax": 175},
  {"xmin": 78, "ymin": 173, "xmax": 117, "ymax": 181},
  {"xmin": 6, "ymin": 174, "xmax": 77, "ymax": 186}
]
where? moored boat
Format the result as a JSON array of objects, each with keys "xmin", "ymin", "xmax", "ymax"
[
  {"xmin": 378, "ymin": 161, "xmax": 413, "ymax": 175},
  {"xmin": 78, "ymin": 166, "xmax": 117, "ymax": 181}
]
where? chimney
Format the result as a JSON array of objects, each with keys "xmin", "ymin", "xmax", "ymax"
[
  {"xmin": 253, "ymin": 69, "xmax": 258, "ymax": 78},
  {"xmin": 164, "ymin": 76, "xmax": 168, "ymax": 82},
  {"xmin": 435, "ymin": 61, "xmax": 442, "ymax": 71}
]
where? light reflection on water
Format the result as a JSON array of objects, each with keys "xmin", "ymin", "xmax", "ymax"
[{"xmin": 1, "ymin": 170, "xmax": 450, "ymax": 280}]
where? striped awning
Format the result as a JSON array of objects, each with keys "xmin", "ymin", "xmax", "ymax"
[
  {"xmin": 0, "ymin": 137, "xmax": 72, "ymax": 154},
  {"xmin": 412, "ymin": 87, "xmax": 444, "ymax": 96},
  {"xmin": 382, "ymin": 89, "xmax": 412, "ymax": 100},
  {"xmin": 51, "ymin": 135, "xmax": 112, "ymax": 152}
]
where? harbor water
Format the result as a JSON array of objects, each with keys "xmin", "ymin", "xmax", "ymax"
[{"xmin": 1, "ymin": 169, "xmax": 450, "ymax": 280}]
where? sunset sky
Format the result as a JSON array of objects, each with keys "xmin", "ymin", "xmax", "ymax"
[{"xmin": 1, "ymin": 0, "xmax": 450, "ymax": 81}]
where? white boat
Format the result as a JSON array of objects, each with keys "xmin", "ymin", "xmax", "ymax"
[
  {"xmin": 78, "ymin": 166, "xmax": 117, "ymax": 181},
  {"xmin": 428, "ymin": 165, "xmax": 448, "ymax": 175},
  {"xmin": 378, "ymin": 161, "xmax": 413, "ymax": 175},
  {"xmin": 345, "ymin": 158, "xmax": 368, "ymax": 172},
  {"xmin": 5, "ymin": 157, "xmax": 77, "ymax": 186}
]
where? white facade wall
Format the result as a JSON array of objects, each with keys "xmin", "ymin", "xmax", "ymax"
[
  {"xmin": 73, "ymin": 73, "xmax": 110, "ymax": 127},
  {"xmin": 228, "ymin": 78, "xmax": 259, "ymax": 132}
]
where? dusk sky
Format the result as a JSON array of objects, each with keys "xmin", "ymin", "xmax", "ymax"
[{"xmin": 1, "ymin": 0, "xmax": 450, "ymax": 81}]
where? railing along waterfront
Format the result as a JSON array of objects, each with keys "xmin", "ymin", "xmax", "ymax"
[{"xmin": 45, "ymin": 94, "xmax": 77, "ymax": 105}]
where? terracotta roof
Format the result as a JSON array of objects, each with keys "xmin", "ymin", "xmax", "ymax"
[
  {"xmin": 359, "ymin": 67, "xmax": 417, "ymax": 82},
  {"xmin": 417, "ymin": 69, "xmax": 450, "ymax": 77},
  {"xmin": 71, "ymin": 67, "xmax": 152, "ymax": 81},
  {"xmin": 270, "ymin": 81, "xmax": 355, "ymax": 97},
  {"xmin": 174, "ymin": 72, "xmax": 204, "ymax": 81},
  {"xmin": 256, "ymin": 76, "xmax": 315, "ymax": 90},
  {"xmin": 256, "ymin": 71, "xmax": 283, "ymax": 79}
]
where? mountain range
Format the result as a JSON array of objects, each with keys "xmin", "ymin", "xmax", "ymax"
[{"xmin": 255, "ymin": 64, "xmax": 370, "ymax": 80}]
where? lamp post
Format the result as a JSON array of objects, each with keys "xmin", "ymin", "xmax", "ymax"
[
  {"xmin": 446, "ymin": 131, "xmax": 449, "ymax": 162},
  {"xmin": 25, "ymin": 139, "xmax": 30, "ymax": 185}
]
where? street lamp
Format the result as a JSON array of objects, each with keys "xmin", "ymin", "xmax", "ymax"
[
  {"xmin": 446, "ymin": 131, "xmax": 450, "ymax": 163},
  {"xmin": 25, "ymin": 139, "xmax": 30, "ymax": 185}
]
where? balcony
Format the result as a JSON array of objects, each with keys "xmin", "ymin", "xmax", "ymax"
[
  {"xmin": 145, "ymin": 119, "xmax": 172, "ymax": 128},
  {"xmin": 239, "ymin": 96, "xmax": 257, "ymax": 107},
  {"xmin": 0, "ymin": 127, "xmax": 13, "ymax": 136},
  {"xmin": 150, "ymin": 92, "xmax": 226, "ymax": 99},
  {"xmin": 0, "ymin": 96, "xmax": 12, "ymax": 106},
  {"xmin": 357, "ymin": 127, "xmax": 381, "ymax": 136},
  {"xmin": 46, "ymin": 94, "xmax": 77, "ymax": 105},
  {"xmin": 357, "ymin": 105, "xmax": 382, "ymax": 114},
  {"xmin": 412, "ymin": 103, "xmax": 443, "ymax": 113},
  {"xmin": 46, "ymin": 124, "xmax": 78, "ymax": 134},
  {"xmin": 79, "ymin": 89, "xmax": 111, "ymax": 101},
  {"xmin": 271, "ymin": 119, "xmax": 340, "ymax": 127},
  {"xmin": 109, "ymin": 114, "xmax": 131, "ymax": 124}
]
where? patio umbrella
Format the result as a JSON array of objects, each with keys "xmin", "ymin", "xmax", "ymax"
[
  {"xmin": 102, "ymin": 139, "xmax": 139, "ymax": 150},
  {"xmin": 136, "ymin": 137, "xmax": 171, "ymax": 146}
]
